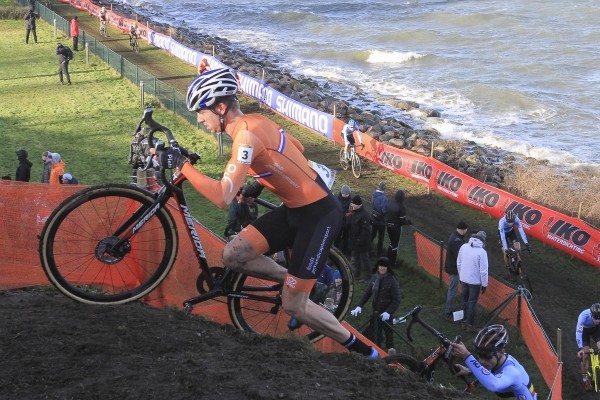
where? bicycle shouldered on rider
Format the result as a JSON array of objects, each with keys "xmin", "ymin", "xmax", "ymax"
[
  {"xmin": 157, "ymin": 68, "xmax": 380, "ymax": 359},
  {"xmin": 499, "ymin": 209, "xmax": 531, "ymax": 269},
  {"xmin": 451, "ymin": 324, "xmax": 537, "ymax": 399},
  {"xmin": 577, "ymin": 303, "xmax": 600, "ymax": 391}
]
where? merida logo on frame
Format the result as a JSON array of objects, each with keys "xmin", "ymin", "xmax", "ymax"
[{"xmin": 182, "ymin": 204, "xmax": 206, "ymax": 259}]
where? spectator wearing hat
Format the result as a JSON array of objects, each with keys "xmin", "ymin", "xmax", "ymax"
[
  {"xmin": 15, "ymin": 149, "xmax": 32, "ymax": 182},
  {"xmin": 457, "ymin": 230, "xmax": 489, "ymax": 331},
  {"xmin": 41, "ymin": 151, "xmax": 52, "ymax": 183},
  {"xmin": 350, "ymin": 257, "xmax": 401, "ymax": 351},
  {"xmin": 59, "ymin": 173, "xmax": 79, "ymax": 184},
  {"xmin": 385, "ymin": 189, "xmax": 411, "ymax": 266},
  {"xmin": 348, "ymin": 195, "xmax": 372, "ymax": 281},
  {"xmin": 334, "ymin": 184, "xmax": 352, "ymax": 255},
  {"xmin": 444, "ymin": 221, "xmax": 469, "ymax": 321},
  {"xmin": 370, "ymin": 181, "xmax": 388, "ymax": 257},
  {"xmin": 48, "ymin": 152, "xmax": 66, "ymax": 184}
]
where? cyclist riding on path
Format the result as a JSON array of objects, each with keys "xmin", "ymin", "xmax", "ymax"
[
  {"xmin": 129, "ymin": 22, "xmax": 139, "ymax": 45},
  {"xmin": 451, "ymin": 325, "xmax": 537, "ymax": 399},
  {"xmin": 99, "ymin": 6, "xmax": 107, "ymax": 25},
  {"xmin": 576, "ymin": 303, "xmax": 600, "ymax": 391},
  {"xmin": 499, "ymin": 209, "xmax": 531, "ymax": 269},
  {"xmin": 341, "ymin": 119, "xmax": 364, "ymax": 159},
  {"xmin": 159, "ymin": 68, "xmax": 380, "ymax": 359}
]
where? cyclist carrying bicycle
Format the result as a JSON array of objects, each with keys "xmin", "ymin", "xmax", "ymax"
[
  {"xmin": 499, "ymin": 209, "xmax": 531, "ymax": 270},
  {"xmin": 451, "ymin": 324, "xmax": 537, "ymax": 399},
  {"xmin": 341, "ymin": 119, "xmax": 364, "ymax": 159},
  {"xmin": 576, "ymin": 303, "xmax": 600, "ymax": 391},
  {"xmin": 159, "ymin": 68, "xmax": 379, "ymax": 359}
]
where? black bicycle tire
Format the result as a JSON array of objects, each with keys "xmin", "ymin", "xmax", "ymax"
[
  {"xmin": 39, "ymin": 184, "xmax": 178, "ymax": 305},
  {"xmin": 227, "ymin": 246, "xmax": 353, "ymax": 343},
  {"xmin": 516, "ymin": 261, "xmax": 533, "ymax": 293},
  {"xmin": 339, "ymin": 148, "xmax": 349, "ymax": 170},
  {"xmin": 351, "ymin": 153, "xmax": 362, "ymax": 178},
  {"xmin": 134, "ymin": 40, "xmax": 140, "ymax": 53}
]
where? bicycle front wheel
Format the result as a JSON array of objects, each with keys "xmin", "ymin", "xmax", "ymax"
[
  {"xmin": 516, "ymin": 262, "xmax": 533, "ymax": 294},
  {"xmin": 227, "ymin": 246, "xmax": 353, "ymax": 343},
  {"xmin": 133, "ymin": 40, "xmax": 140, "ymax": 53},
  {"xmin": 339, "ymin": 148, "xmax": 349, "ymax": 170},
  {"xmin": 351, "ymin": 153, "xmax": 362, "ymax": 178},
  {"xmin": 39, "ymin": 184, "xmax": 178, "ymax": 305}
]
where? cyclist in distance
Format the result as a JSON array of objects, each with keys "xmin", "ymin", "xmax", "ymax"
[
  {"xmin": 159, "ymin": 68, "xmax": 379, "ymax": 359},
  {"xmin": 99, "ymin": 6, "xmax": 107, "ymax": 31},
  {"xmin": 499, "ymin": 209, "xmax": 531, "ymax": 270},
  {"xmin": 129, "ymin": 21, "xmax": 139, "ymax": 46},
  {"xmin": 341, "ymin": 119, "xmax": 364, "ymax": 159},
  {"xmin": 576, "ymin": 303, "xmax": 600, "ymax": 391},
  {"xmin": 451, "ymin": 324, "xmax": 537, "ymax": 399}
]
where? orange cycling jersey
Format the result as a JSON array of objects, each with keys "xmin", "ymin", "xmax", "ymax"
[{"xmin": 183, "ymin": 114, "xmax": 328, "ymax": 208}]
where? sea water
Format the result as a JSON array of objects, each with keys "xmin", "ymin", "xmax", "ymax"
[{"xmin": 116, "ymin": 0, "xmax": 600, "ymax": 168}]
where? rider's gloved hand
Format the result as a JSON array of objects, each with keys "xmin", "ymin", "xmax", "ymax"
[
  {"xmin": 242, "ymin": 181, "xmax": 264, "ymax": 198},
  {"xmin": 526, "ymin": 243, "xmax": 532, "ymax": 254},
  {"xmin": 380, "ymin": 312, "xmax": 390, "ymax": 321},
  {"xmin": 159, "ymin": 148, "xmax": 187, "ymax": 170},
  {"xmin": 350, "ymin": 306, "xmax": 362, "ymax": 316}
]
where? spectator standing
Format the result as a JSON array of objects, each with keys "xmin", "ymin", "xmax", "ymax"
[
  {"xmin": 48, "ymin": 152, "xmax": 66, "ymax": 184},
  {"xmin": 59, "ymin": 173, "xmax": 79, "ymax": 184},
  {"xmin": 70, "ymin": 16, "xmax": 79, "ymax": 51},
  {"xmin": 350, "ymin": 257, "xmax": 401, "ymax": 351},
  {"xmin": 41, "ymin": 151, "xmax": 52, "ymax": 183},
  {"xmin": 326, "ymin": 269, "xmax": 344, "ymax": 308},
  {"xmin": 56, "ymin": 43, "xmax": 73, "ymax": 85},
  {"xmin": 334, "ymin": 184, "xmax": 352, "ymax": 255},
  {"xmin": 128, "ymin": 130, "xmax": 149, "ymax": 183},
  {"xmin": 385, "ymin": 189, "xmax": 410, "ymax": 266},
  {"xmin": 457, "ymin": 230, "xmax": 489, "ymax": 331},
  {"xmin": 348, "ymin": 195, "xmax": 372, "ymax": 281},
  {"xmin": 444, "ymin": 221, "xmax": 468, "ymax": 321},
  {"xmin": 15, "ymin": 149, "xmax": 32, "ymax": 182},
  {"xmin": 370, "ymin": 181, "xmax": 388, "ymax": 257},
  {"xmin": 24, "ymin": 7, "xmax": 39, "ymax": 44}
]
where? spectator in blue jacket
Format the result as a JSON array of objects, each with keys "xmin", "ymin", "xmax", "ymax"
[{"xmin": 371, "ymin": 181, "xmax": 388, "ymax": 257}]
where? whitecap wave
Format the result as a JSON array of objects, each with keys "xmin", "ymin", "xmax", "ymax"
[{"xmin": 366, "ymin": 50, "xmax": 426, "ymax": 64}]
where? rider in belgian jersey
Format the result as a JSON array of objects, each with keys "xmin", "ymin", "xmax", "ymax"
[
  {"xmin": 341, "ymin": 119, "xmax": 364, "ymax": 158},
  {"xmin": 452, "ymin": 325, "xmax": 537, "ymax": 399},
  {"xmin": 576, "ymin": 303, "xmax": 600, "ymax": 391},
  {"xmin": 499, "ymin": 209, "xmax": 530, "ymax": 269}
]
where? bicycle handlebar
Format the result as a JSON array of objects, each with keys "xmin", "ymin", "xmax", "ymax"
[
  {"xmin": 398, "ymin": 305, "xmax": 451, "ymax": 347},
  {"xmin": 134, "ymin": 108, "xmax": 200, "ymax": 187}
]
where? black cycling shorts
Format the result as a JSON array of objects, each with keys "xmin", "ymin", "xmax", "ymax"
[
  {"xmin": 581, "ymin": 325, "xmax": 600, "ymax": 348},
  {"xmin": 248, "ymin": 177, "xmax": 342, "ymax": 280}
]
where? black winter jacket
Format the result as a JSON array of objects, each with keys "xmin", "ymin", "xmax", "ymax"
[
  {"xmin": 444, "ymin": 230, "xmax": 466, "ymax": 275},
  {"xmin": 349, "ymin": 206, "xmax": 371, "ymax": 252},
  {"xmin": 357, "ymin": 272, "xmax": 401, "ymax": 315}
]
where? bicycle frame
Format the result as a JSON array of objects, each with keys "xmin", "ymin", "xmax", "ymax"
[
  {"xmin": 104, "ymin": 109, "xmax": 282, "ymax": 308},
  {"xmin": 586, "ymin": 349, "xmax": 600, "ymax": 392},
  {"xmin": 394, "ymin": 305, "xmax": 477, "ymax": 392}
]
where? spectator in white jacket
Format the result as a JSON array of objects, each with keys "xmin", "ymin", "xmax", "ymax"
[{"xmin": 457, "ymin": 230, "xmax": 489, "ymax": 332}]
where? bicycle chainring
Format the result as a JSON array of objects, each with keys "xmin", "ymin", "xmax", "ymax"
[{"xmin": 196, "ymin": 267, "xmax": 226, "ymax": 294}]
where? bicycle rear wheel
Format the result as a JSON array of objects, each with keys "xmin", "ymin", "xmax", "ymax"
[
  {"xmin": 516, "ymin": 261, "xmax": 533, "ymax": 294},
  {"xmin": 39, "ymin": 184, "xmax": 178, "ymax": 305},
  {"xmin": 339, "ymin": 148, "xmax": 349, "ymax": 170},
  {"xmin": 386, "ymin": 353, "xmax": 427, "ymax": 376},
  {"xmin": 227, "ymin": 246, "xmax": 353, "ymax": 343},
  {"xmin": 133, "ymin": 39, "xmax": 140, "ymax": 53},
  {"xmin": 351, "ymin": 153, "xmax": 362, "ymax": 178}
]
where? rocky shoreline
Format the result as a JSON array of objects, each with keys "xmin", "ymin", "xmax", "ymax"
[{"xmin": 109, "ymin": 1, "xmax": 570, "ymax": 188}]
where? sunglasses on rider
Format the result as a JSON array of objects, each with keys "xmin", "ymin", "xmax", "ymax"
[{"xmin": 476, "ymin": 351, "xmax": 495, "ymax": 360}]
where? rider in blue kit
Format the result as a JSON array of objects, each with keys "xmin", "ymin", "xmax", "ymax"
[
  {"xmin": 341, "ymin": 119, "xmax": 364, "ymax": 159},
  {"xmin": 499, "ymin": 209, "xmax": 531, "ymax": 270},
  {"xmin": 576, "ymin": 303, "xmax": 600, "ymax": 391},
  {"xmin": 451, "ymin": 324, "xmax": 537, "ymax": 399}
]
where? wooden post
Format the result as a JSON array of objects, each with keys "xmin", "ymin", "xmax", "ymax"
[
  {"xmin": 578, "ymin": 202, "xmax": 583, "ymax": 219},
  {"xmin": 212, "ymin": 45, "xmax": 215, "ymax": 57}
]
